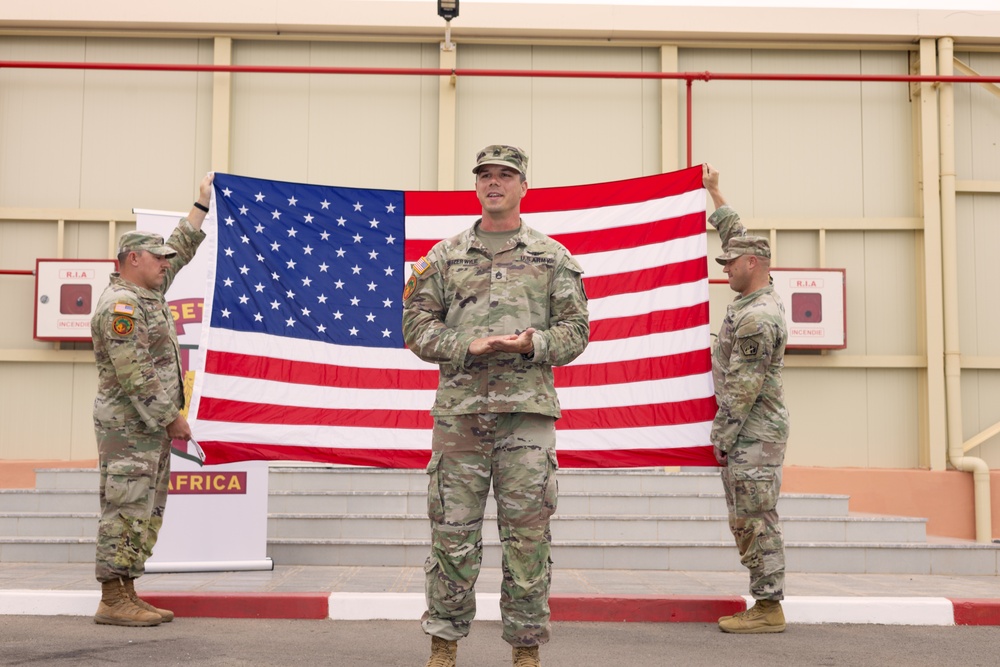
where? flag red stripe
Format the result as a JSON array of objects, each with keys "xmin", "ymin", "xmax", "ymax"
[
  {"xmin": 198, "ymin": 440, "xmax": 719, "ymax": 469},
  {"xmin": 403, "ymin": 166, "xmax": 705, "ymax": 216},
  {"xmin": 556, "ymin": 445, "xmax": 719, "ymax": 468},
  {"xmin": 588, "ymin": 303, "xmax": 709, "ymax": 342},
  {"xmin": 559, "ymin": 397, "xmax": 718, "ymax": 429},
  {"xmin": 553, "ymin": 350, "xmax": 711, "ymax": 387},
  {"xmin": 205, "ymin": 331, "xmax": 709, "ymax": 390},
  {"xmin": 544, "ymin": 212, "xmax": 705, "ymax": 257},
  {"xmin": 204, "ymin": 350, "xmax": 438, "ymax": 390},
  {"xmin": 196, "ymin": 396, "xmax": 717, "ymax": 430},
  {"xmin": 583, "ymin": 259, "xmax": 707, "ymax": 300}
]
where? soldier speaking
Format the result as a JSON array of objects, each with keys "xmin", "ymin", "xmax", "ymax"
[{"xmin": 403, "ymin": 146, "xmax": 590, "ymax": 667}]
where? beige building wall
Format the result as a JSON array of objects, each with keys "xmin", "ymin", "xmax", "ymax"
[{"xmin": 1, "ymin": 2, "xmax": 999, "ymax": 472}]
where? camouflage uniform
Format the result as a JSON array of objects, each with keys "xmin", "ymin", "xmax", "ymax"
[
  {"xmin": 402, "ymin": 218, "xmax": 589, "ymax": 647},
  {"xmin": 710, "ymin": 205, "xmax": 790, "ymax": 601},
  {"xmin": 92, "ymin": 219, "xmax": 206, "ymax": 583}
]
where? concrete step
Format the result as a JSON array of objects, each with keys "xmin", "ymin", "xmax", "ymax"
[
  {"xmin": 0, "ymin": 510, "xmax": 927, "ymax": 545},
  {"xmin": 0, "ymin": 490, "xmax": 99, "ymax": 513},
  {"xmin": 2, "ymin": 485, "xmax": 851, "ymax": 519},
  {"xmin": 266, "ymin": 513, "xmax": 926, "ymax": 544},
  {"xmin": 264, "ymin": 539, "xmax": 1000, "ymax": 576},
  {"xmin": 264, "ymin": 489, "xmax": 849, "ymax": 518},
  {"xmin": 3, "ymin": 535, "xmax": 995, "ymax": 575},
  {"xmin": 0, "ymin": 513, "xmax": 96, "ymax": 538},
  {"xmin": 11, "ymin": 467, "xmax": 990, "ymax": 577}
]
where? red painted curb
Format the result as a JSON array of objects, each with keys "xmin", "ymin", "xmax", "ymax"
[
  {"xmin": 950, "ymin": 598, "xmax": 1000, "ymax": 626},
  {"xmin": 550, "ymin": 595, "xmax": 746, "ymax": 623},
  {"xmin": 142, "ymin": 592, "xmax": 329, "ymax": 620}
]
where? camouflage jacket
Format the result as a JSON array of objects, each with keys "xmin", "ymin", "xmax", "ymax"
[
  {"xmin": 709, "ymin": 206, "xmax": 790, "ymax": 451},
  {"xmin": 402, "ymin": 221, "xmax": 589, "ymax": 417},
  {"xmin": 92, "ymin": 218, "xmax": 206, "ymax": 434}
]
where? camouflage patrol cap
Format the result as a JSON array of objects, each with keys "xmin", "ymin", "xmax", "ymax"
[
  {"xmin": 472, "ymin": 144, "xmax": 528, "ymax": 176},
  {"xmin": 117, "ymin": 231, "xmax": 177, "ymax": 258},
  {"xmin": 715, "ymin": 235, "xmax": 771, "ymax": 265}
]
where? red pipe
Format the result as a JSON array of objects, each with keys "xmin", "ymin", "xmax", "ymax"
[
  {"xmin": 2, "ymin": 60, "xmax": 1000, "ymax": 84},
  {"xmin": 0, "ymin": 269, "xmax": 33, "ymax": 276}
]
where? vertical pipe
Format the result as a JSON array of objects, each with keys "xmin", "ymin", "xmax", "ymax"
[
  {"xmin": 212, "ymin": 37, "xmax": 232, "ymax": 173},
  {"xmin": 660, "ymin": 46, "xmax": 679, "ymax": 173},
  {"xmin": 938, "ymin": 37, "xmax": 993, "ymax": 543},
  {"xmin": 437, "ymin": 43, "xmax": 458, "ymax": 190},
  {"xmin": 686, "ymin": 78, "xmax": 693, "ymax": 168},
  {"xmin": 56, "ymin": 219, "xmax": 65, "ymax": 259},
  {"xmin": 918, "ymin": 38, "xmax": 949, "ymax": 472}
]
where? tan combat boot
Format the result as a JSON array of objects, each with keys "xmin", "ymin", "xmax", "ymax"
[
  {"xmin": 513, "ymin": 645, "xmax": 541, "ymax": 667},
  {"xmin": 94, "ymin": 578, "xmax": 162, "ymax": 627},
  {"xmin": 718, "ymin": 599, "xmax": 786, "ymax": 634},
  {"xmin": 425, "ymin": 635, "xmax": 458, "ymax": 667},
  {"xmin": 123, "ymin": 577, "xmax": 174, "ymax": 622}
]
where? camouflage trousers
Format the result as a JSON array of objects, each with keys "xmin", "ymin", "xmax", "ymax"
[
  {"xmin": 422, "ymin": 412, "xmax": 558, "ymax": 647},
  {"xmin": 720, "ymin": 437, "xmax": 786, "ymax": 601},
  {"xmin": 94, "ymin": 423, "xmax": 171, "ymax": 583}
]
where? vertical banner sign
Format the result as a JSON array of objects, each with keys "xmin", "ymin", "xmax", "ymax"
[{"xmin": 134, "ymin": 208, "xmax": 271, "ymax": 572}]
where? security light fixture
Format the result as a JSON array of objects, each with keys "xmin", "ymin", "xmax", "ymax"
[{"xmin": 437, "ymin": 0, "xmax": 459, "ymax": 21}]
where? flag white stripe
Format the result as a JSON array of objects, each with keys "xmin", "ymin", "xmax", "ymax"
[
  {"xmin": 406, "ymin": 190, "xmax": 707, "ymax": 239},
  {"xmin": 572, "ymin": 233, "xmax": 707, "ymax": 279},
  {"xmin": 571, "ymin": 326, "xmax": 711, "ymax": 365},
  {"xmin": 194, "ymin": 421, "xmax": 712, "ymax": 452},
  {"xmin": 205, "ymin": 323, "xmax": 710, "ymax": 370},
  {"xmin": 587, "ymin": 281, "xmax": 708, "ymax": 321},
  {"xmin": 197, "ymin": 369, "xmax": 713, "ymax": 412}
]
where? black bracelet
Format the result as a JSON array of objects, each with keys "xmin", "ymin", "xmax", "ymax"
[{"xmin": 193, "ymin": 201, "xmax": 209, "ymax": 213}]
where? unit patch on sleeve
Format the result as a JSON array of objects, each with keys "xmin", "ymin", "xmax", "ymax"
[
  {"xmin": 738, "ymin": 335, "xmax": 761, "ymax": 358},
  {"xmin": 112, "ymin": 315, "xmax": 135, "ymax": 337},
  {"xmin": 403, "ymin": 273, "xmax": 418, "ymax": 301}
]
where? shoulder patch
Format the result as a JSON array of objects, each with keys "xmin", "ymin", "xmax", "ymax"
[
  {"xmin": 111, "ymin": 315, "xmax": 135, "ymax": 337},
  {"xmin": 738, "ymin": 335, "xmax": 761, "ymax": 358},
  {"xmin": 113, "ymin": 302, "xmax": 135, "ymax": 315},
  {"xmin": 412, "ymin": 256, "xmax": 430, "ymax": 275},
  {"xmin": 403, "ymin": 273, "xmax": 418, "ymax": 301}
]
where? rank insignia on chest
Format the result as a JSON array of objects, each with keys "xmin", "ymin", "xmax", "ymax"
[
  {"xmin": 113, "ymin": 303, "xmax": 135, "ymax": 316},
  {"xmin": 112, "ymin": 315, "xmax": 135, "ymax": 337}
]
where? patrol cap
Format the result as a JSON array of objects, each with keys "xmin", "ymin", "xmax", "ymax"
[
  {"xmin": 715, "ymin": 235, "xmax": 771, "ymax": 265},
  {"xmin": 472, "ymin": 144, "xmax": 528, "ymax": 176},
  {"xmin": 117, "ymin": 231, "xmax": 177, "ymax": 258}
]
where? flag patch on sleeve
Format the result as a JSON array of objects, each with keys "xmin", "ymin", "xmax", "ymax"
[{"xmin": 412, "ymin": 256, "xmax": 430, "ymax": 275}]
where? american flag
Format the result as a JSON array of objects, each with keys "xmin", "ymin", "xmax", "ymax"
[{"xmin": 188, "ymin": 167, "xmax": 717, "ymax": 468}]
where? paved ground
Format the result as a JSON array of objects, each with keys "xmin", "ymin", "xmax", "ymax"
[
  {"xmin": 4, "ymin": 617, "xmax": 1000, "ymax": 667},
  {"xmin": 2, "ymin": 563, "xmax": 999, "ymax": 625}
]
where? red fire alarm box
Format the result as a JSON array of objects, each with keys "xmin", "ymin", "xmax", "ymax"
[
  {"xmin": 770, "ymin": 268, "xmax": 846, "ymax": 350},
  {"xmin": 34, "ymin": 259, "xmax": 118, "ymax": 342}
]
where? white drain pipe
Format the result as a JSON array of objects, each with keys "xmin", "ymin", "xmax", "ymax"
[{"xmin": 938, "ymin": 36, "xmax": 993, "ymax": 544}]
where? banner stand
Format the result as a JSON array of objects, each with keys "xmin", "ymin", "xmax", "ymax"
[{"xmin": 136, "ymin": 207, "xmax": 271, "ymax": 573}]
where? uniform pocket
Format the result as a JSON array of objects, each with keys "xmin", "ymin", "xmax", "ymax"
[
  {"xmin": 540, "ymin": 449, "xmax": 559, "ymax": 520},
  {"xmin": 425, "ymin": 451, "xmax": 445, "ymax": 524},
  {"xmin": 104, "ymin": 459, "xmax": 153, "ymax": 514},
  {"xmin": 729, "ymin": 465, "xmax": 779, "ymax": 514}
]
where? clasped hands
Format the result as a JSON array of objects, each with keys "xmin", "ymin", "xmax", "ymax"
[{"xmin": 468, "ymin": 327, "xmax": 536, "ymax": 357}]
